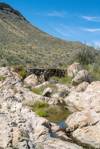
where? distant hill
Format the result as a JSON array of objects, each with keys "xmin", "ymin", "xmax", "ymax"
[{"xmin": 0, "ymin": 3, "xmax": 99, "ymax": 68}]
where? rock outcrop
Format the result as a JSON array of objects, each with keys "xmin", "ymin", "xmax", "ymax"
[
  {"xmin": 64, "ymin": 81, "xmax": 100, "ymax": 112},
  {"xmin": 0, "ymin": 65, "xmax": 100, "ymax": 149},
  {"xmin": 75, "ymin": 81, "xmax": 89, "ymax": 92},
  {"xmin": 72, "ymin": 69, "xmax": 91, "ymax": 85},
  {"xmin": 67, "ymin": 63, "xmax": 82, "ymax": 77},
  {"xmin": 64, "ymin": 81, "xmax": 100, "ymax": 148},
  {"xmin": 24, "ymin": 74, "xmax": 39, "ymax": 87},
  {"xmin": 0, "ymin": 67, "xmax": 82, "ymax": 149}
]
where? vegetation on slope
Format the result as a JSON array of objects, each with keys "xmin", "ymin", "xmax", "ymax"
[{"xmin": 0, "ymin": 3, "xmax": 99, "ymax": 69}]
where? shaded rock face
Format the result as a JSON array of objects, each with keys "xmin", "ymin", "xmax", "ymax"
[
  {"xmin": 28, "ymin": 68, "xmax": 65, "ymax": 81},
  {"xmin": 0, "ymin": 67, "xmax": 82, "ymax": 149},
  {"xmin": 0, "ymin": 2, "xmax": 26, "ymax": 20},
  {"xmin": 42, "ymin": 87, "xmax": 53, "ymax": 97}
]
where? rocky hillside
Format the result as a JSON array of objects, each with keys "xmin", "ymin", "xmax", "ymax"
[
  {"xmin": 0, "ymin": 63, "xmax": 100, "ymax": 149},
  {"xmin": 0, "ymin": 66, "xmax": 82, "ymax": 149},
  {"xmin": 0, "ymin": 2, "xmax": 98, "ymax": 68}
]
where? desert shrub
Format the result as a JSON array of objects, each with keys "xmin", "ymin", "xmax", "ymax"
[
  {"xmin": 0, "ymin": 76, "xmax": 6, "ymax": 81},
  {"xmin": 85, "ymin": 64, "xmax": 100, "ymax": 81},
  {"xmin": 19, "ymin": 69, "xmax": 27, "ymax": 79},
  {"xmin": 76, "ymin": 47, "xmax": 95, "ymax": 65},
  {"xmin": 13, "ymin": 65, "xmax": 27, "ymax": 79}
]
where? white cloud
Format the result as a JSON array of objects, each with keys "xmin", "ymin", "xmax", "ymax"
[
  {"xmin": 47, "ymin": 11, "xmax": 66, "ymax": 17},
  {"xmin": 82, "ymin": 28, "xmax": 100, "ymax": 32},
  {"xmin": 82, "ymin": 16, "xmax": 100, "ymax": 22},
  {"xmin": 35, "ymin": 11, "xmax": 66, "ymax": 17}
]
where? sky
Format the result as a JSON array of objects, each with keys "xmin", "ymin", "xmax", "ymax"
[{"xmin": 1, "ymin": 0, "xmax": 100, "ymax": 47}]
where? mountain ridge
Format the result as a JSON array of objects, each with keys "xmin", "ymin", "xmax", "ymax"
[{"xmin": 0, "ymin": 2, "xmax": 98, "ymax": 68}]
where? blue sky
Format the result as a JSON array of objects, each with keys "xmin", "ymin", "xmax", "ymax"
[{"xmin": 1, "ymin": 0, "xmax": 100, "ymax": 47}]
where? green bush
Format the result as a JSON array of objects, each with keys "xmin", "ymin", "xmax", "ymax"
[
  {"xmin": 76, "ymin": 47, "xmax": 95, "ymax": 65},
  {"xmin": 13, "ymin": 65, "xmax": 27, "ymax": 79},
  {"xmin": 0, "ymin": 76, "xmax": 6, "ymax": 81},
  {"xmin": 19, "ymin": 69, "xmax": 27, "ymax": 79},
  {"xmin": 85, "ymin": 64, "xmax": 100, "ymax": 81}
]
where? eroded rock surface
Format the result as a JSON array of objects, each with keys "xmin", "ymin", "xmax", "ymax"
[
  {"xmin": 67, "ymin": 62, "xmax": 82, "ymax": 78},
  {"xmin": 1, "ymin": 66, "xmax": 100, "ymax": 149},
  {"xmin": 64, "ymin": 81, "xmax": 100, "ymax": 148},
  {"xmin": 0, "ymin": 67, "xmax": 82, "ymax": 149},
  {"xmin": 72, "ymin": 69, "xmax": 91, "ymax": 85},
  {"xmin": 24, "ymin": 74, "xmax": 38, "ymax": 87}
]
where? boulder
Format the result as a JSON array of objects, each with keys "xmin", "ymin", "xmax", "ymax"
[
  {"xmin": 73, "ymin": 123, "xmax": 100, "ymax": 148},
  {"xmin": 0, "ymin": 67, "xmax": 11, "ymax": 77},
  {"xmin": 19, "ymin": 88, "xmax": 44, "ymax": 106},
  {"xmin": 76, "ymin": 82, "xmax": 89, "ymax": 92},
  {"xmin": 64, "ymin": 81, "xmax": 100, "ymax": 112},
  {"xmin": 66, "ymin": 110, "xmax": 100, "ymax": 131},
  {"xmin": 64, "ymin": 91, "xmax": 100, "ymax": 112},
  {"xmin": 67, "ymin": 63, "xmax": 82, "ymax": 77},
  {"xmin": 65, "ymin": 110, "xmax": 100, "ymax": 148},
  {"xmin": 56, "ymin": 84, "xmax": 70, "ymax": 97},
  {"xmin": 72, "ymin": 69, "xmax": 91, "ymax": 85},
  {"xmin": 43, "ymin": 139, "xmax": 83, "ymax": 149},
  {"xmin": 24, "ymin": 74, "xmax": 38, "ymax": 87},
  {"xmin": 86, "ymin": 81, "xmax": 100, "ymax": 92}
]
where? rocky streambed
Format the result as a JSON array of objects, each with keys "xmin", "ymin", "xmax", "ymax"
[{"xmin": 0, "ymin": 63, "xmax": 100, "ymax": 149}]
